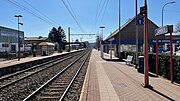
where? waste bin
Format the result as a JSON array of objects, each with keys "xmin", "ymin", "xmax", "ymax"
[{"xmin": 137, "ymin": 56, "xmax": 144, "ymax": 73}]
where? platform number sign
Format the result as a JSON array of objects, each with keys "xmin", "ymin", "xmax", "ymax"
[{"xmin": 136, "ymin": 17, "xmax": 144, "ymax": 25}]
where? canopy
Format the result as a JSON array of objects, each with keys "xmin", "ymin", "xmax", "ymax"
[{"xmin": 38, "ymin": 42, "xmax": 55, "ymax": 46}]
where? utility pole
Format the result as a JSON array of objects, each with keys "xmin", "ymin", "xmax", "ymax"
[
  {"xmin": 100, "ymin": 26, "xmax": 105, "ymax": 59},
  {"xmin": 15, "ymin": 15, "xmax": 23, "ymax": 61},
  {"xmin": 144, "ymin": 0, "xmax": 149, "ymax": 87},
  {"xmin": 118, "ymin": 0, "xmax": 121, "ymax": 59},
  {"xmin": 68, "ymin": 27, "xmax": 70, "ymax": 52},
  {"xmin": 135, "ymin": 0, "xmax": 139, "ymax": 66}
]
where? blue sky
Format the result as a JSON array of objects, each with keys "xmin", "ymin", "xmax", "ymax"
[{"xmin": 0, "ymin": 0, "xmax": 179, "ymax": 43}]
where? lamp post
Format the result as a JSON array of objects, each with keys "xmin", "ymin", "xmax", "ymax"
[
  {"xmin": 15, "ymin": 15, "xmax": 23, "ymax": 61},
  {"xmin": 118, "ymin": 0, "xmax": 121, "ymax": 59},
  {"xmin": 100, "ymin": 26, "xmax": 105, "ymax": 59},
  {"xmin": 99, "ymin": 26, "xmax": 105, "ymax": 40},
  {"xmin": 68, "ymin": 27, "xmax": 70, "ymax": 52},
  {"xmin": 135, "ymin": 0, "xmax": 138, "ymax": 66},
  {"xmin": 162, "ymin": 1, "xmax": 175, "ymax": 27}
]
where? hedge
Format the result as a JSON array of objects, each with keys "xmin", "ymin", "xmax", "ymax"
[{"xmin": 123, "ymin": 51, "xmax": 180, "ymax": 84}]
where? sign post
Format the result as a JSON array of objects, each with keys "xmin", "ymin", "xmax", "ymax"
[
  {"xmin": 156, "ymin": 36, "xmax": 158, "ymax": 76},
  {"xmin": 155, "ymin": 25, "xmax": 173, "ymax": 83},
  {"xmin": 170, "ymin": 30, "xmax": 173, "ymax": 83},
  {"xmin": 140, "ymin": 0, "xmax": 149, "ymax": 87},
  {"xmin": 110, "ymin": 41, "xmax": 112, "ymax": 60}
]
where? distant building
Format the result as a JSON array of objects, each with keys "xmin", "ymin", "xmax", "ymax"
[
  {"xmin": 38, "ymin": 42, "xmax": 55, "ymax": 56},
  {"xmin": 0, "ymin": 26, "xmax": 24, "ymax": 57},
  {"xmin": 89, "ymin": 43, "xmax": 96, "ymax": 48},
  {"xmin": 104, "ymin": 16, "xmax": 165, "ymax": 58},
  {"xmin": 24, "ymin": 36, "xmax": 54, "ymax": 56},
  {"xmin": 164, "ymin": 33, "xmax": 180, "ymax": 54}
]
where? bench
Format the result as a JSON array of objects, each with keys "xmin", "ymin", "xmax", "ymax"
[{"xmin": 123, "ymin": 55, "xmax": 133, "ymax": 65}]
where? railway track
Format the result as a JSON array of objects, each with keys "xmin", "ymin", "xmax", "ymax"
[
  {"xmin": 0, "ymin": 49, "xmax": 89, "ymax": 101},
  {"xmin": 23, "ymin": 49, "xmax": 91, "ymax": 101},
  {"xmin": 0, "ymin": 51, "xmax": 83, "ymax": 90}
]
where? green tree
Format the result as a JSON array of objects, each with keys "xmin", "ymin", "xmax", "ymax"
[{"xmin": 48, "ymin": 26, "xmax": 66, "ymax": 50}]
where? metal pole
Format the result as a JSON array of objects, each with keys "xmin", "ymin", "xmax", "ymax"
[
  {"xmin": 102, "ymin": 28, "xmax": 104, "ymax": 40},
  {"xmin": 162, "ymin": 7, "xmax": 164, "ymax": 27},
  {"xmin": 110, "ymin": 41, "xmax": 112, "ymax": 60},
  {"xmin": 135, "ymin": 0, "xmax": 139, "ymax": 66},
  {"xmin": 100, "ymin": 26, "xmax": 105, "ymax": 59},
  {"xmin": 156, "ymin": 36, "xmax": 158, "ymax": 76},
  {"xmin": 15, "ymin": 15, "xmax": 22, "ymax": 60},
  {"xmin": 144, "ymin": 0, "xmax": 149, "ymax": 87},
  {"xmin": 118, "ymin": 0, "xmax": 121, "ymax": 59},
  {"xmin": 68, "ymin": 27, "xmax": 70, "ymax": 52},
  {"xmin": 102, "ymin": 28, "xmax": 104, "ymax": 59},
  {"xmin": 162, "ymin": 1, "xmax": 175, "ymax": 27},
  {"xmin": 170, "ymin": 31, "xmax": 173, "ymax": 83},
  {"xmin": 18, "ymin": 17, "xmax": 20, "ymax": 61}
]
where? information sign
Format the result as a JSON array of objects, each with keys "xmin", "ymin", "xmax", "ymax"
[{"xmin": 155, "ymin": 25, "xmax": 173, "ymax": 36}]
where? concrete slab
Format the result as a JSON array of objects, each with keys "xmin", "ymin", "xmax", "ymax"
[{"xmin": 80, "ymin": 49, "xmax": 180, "ymax": 101}]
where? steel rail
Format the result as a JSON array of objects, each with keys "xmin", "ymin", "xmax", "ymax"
[
  {"xmin": 0, "ymin": 50, "xmax": 84, "ymax": 81},
  {"xmin": 0, "ymin": 51, "xmax": 85, "ymax": 90},
  {"xmin": 0, "ymin": 55, "xmax": 67, "ymax": 81},
  {"xmin": 23, "ymin": 50, "xmax": 89, "ymax": 101},
  {"xmin": 59, "ymin": 50, "xmax": 91, "ymax": 101},
  {"xmin": 0, "ymin": 50, "xmax": 82, "ymax": 81}
]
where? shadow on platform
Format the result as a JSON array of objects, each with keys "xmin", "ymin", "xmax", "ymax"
[
  {"xmin": 103, "ymin": 58, "xmax": 124, "ymax": 62},
  {"xmin": 148, "ymin": 87, "xmax": 175, "ymax": 101}
]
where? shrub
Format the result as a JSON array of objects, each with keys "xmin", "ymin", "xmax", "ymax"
[{"xmin": 123, "ymin": 51, "xmax": 180, "ymax": 84}]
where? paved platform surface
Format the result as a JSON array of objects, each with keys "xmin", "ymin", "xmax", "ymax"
[
  {"xmin": 0, "ymin": 50, "xmax": 80, "ymax": 69},
  {"xmin": 80, "ymin": 49, "xmax": 180, "ymax": 101}
]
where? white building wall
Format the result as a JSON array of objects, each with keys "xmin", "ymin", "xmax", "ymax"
[{"xmin": 0, "ymin": 26, "xmax": 24, "ymax": 54}]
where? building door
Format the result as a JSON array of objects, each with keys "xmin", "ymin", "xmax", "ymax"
[{"xmin": 11, "ymin": 45, "xmax": 16, "ymax": 52}]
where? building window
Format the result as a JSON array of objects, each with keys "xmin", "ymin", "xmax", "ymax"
[
  {"xmin": 11, "ymin": 45, "xmax": 16, "ymax": 52},
  {"xmin": 2, "ymin": 44, "xmax": 9, "ymax": 47}
]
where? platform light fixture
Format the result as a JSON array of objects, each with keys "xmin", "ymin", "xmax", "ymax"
[{"xmin": 15, "ymin": 15, "xmax": 23, "ymax": 61}]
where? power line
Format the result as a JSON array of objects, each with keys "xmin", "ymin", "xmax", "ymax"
[
  {"xmin": 96, "ymin": 0, "xmax": 101, "ymax": 18},
  {"xmin": 7, "ymin": 0, "xmax": 55, "ymax": 26},
  {"xmin": 60, "ymin": 0, "xmax": 85, "ymax": 33},
  {"xmin": 100, "ymin": 0, "xmax": 109, "ymax": 25},
  {"xmin": 91, "ymin": 0, "xmax": 108, "ymax": 33},
  {"xmin": 22, "ymin": 0, "xmax": 58, "ymax": 25},
  {"xmin": 66, "ymin": 0, "xmax": 78, "ymax": 20}
]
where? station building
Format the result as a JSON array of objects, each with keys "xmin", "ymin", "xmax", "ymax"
[
  {"xmin": 24, "ymin": 36, "xmax": 55, "ymax": 56},
  {"xmin": 0, "ymin": 26, "xmax": 24, "ymax": 57},
  {"xmin": 104, "ymin": 16, "xmax": 165, "ymax": 58}
]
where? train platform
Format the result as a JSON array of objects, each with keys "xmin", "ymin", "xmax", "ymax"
[
  {"xmin": 80, "ymin": 49, "xmax": 180, "ymax": 101},
  {"xmin": 0, "ymin": 52, "xmax": 65, "ymax": 69},
  {"xmin": 0, "ymin": 50, "xmax": 83, "ymax": 77},
  {"xmin": 0, "ymin": 50, "xmax": 81, "ymax": 69}
]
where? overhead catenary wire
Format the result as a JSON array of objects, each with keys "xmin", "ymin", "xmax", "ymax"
[
  {"xmin": 22, "ymin": 0, "xmax": 58, "ymax": 26},
  {"xmin": 96, "ymin": 0, "xmax": 106, "ymax": 20},
  {"xmin": 90, "ymin": 0, "xmax": 108, "ymax": 35},
  {"xmin": 96, "ymin": 0, "xmax": 102, "ymax": 19},
  {"xmin": 60, "ymin": 0, "xmax": 85, "ymax": 33},
  {"xmin": 100, "ymin": 0, "xmax": 109, "ymax": 25},
  {"xmin": 66, "ymin": 0, "xmax": 78, "ymax": 21},
  {"xmin": 7, "ymin": 0, "xmax": 55, "ymax": 26}
]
